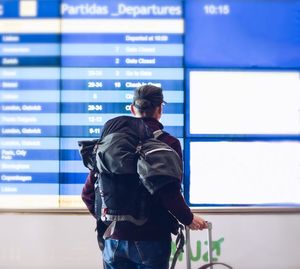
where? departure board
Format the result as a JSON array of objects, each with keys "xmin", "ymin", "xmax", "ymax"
[
  {"xmin": 2, "ymin": 0, "xmax": 300, "ymax": 210},
  {"xmin": 0, "ymin": 0, "xmax": 61, "ymax": 208},
  {"xmin": 185, "ymin": 0, "xmax": 300, "ymax": 68},
  {"xmin": 0, "ymin": 0, "xmax": 184, "ymax": 208},
  {"xmin": 59, "ymin": 0, "xmax": 183, "ymax": 207}
]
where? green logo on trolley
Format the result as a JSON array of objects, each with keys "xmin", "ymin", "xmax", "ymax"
[{"xmin": 170, "ymin": 237, "xmax": 225, "ymax": 262}]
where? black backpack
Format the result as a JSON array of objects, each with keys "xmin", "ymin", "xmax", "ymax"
[{"xmin": 78, "ymin": 116, "xmax": 183, "ymax": 238}]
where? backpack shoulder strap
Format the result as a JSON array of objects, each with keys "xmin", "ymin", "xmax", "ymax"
[{"xmin": 153, "ymin": 129, "xmax": 164, "ymax": 139}]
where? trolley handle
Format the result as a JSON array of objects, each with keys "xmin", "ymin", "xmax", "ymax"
[{"xmin": 185, "ymin": 222, "xmax": 233, "ymax": 269}]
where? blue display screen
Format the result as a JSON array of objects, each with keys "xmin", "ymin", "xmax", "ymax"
[
  {"xmin": 184, "ymin": 0, "xmax": 300, "ymax": 68},
  {"xmin": 0, "ymin": 0, "xmax": 184, "ymax": 208},
  {"xmin": 1, "ymin": 0, "xmax": 299, "ymax": 209}
]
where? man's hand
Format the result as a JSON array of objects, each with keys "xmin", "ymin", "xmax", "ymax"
[{"xmin": 188, "ymin": 214, "xmax": 208, "ymax": 230}]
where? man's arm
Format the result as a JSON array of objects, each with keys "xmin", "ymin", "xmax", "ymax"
[
  {"xmin": 81, "ymin": 171, "xmax": 97, "ymax": 218},
  {"xmin": 158, "ymin": 183, "xmax": 207, "ymax": 230}
]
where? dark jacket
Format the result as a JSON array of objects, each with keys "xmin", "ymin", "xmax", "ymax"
[{"xmin": 82, "ymin": 117, "xmax": 193, "ymax": 240}]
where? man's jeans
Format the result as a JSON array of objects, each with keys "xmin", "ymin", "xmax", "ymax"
[{"xmin": 103, "ymin": 238, "xmax": 171, "ymax": 269}]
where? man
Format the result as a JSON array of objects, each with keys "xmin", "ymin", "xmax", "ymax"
[{"xmin": 82, "ymin": 85, "xmax": 207, "ymax": 269}]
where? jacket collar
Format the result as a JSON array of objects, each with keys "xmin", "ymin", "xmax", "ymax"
[{"xmin": 142, "ymin": 117, "xmax": 164, "ymax": 132}]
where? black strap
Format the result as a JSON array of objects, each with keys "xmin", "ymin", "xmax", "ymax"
[
  {"xmin": 198, "ymin": 263, "xmax": 233, "ymax": 269},
  {"xmin": 170, "ymin": 224, "xmax": 185, "ymax": 269}
]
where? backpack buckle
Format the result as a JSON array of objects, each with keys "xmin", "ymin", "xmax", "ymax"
[
  {"xmin": 135, "ymin": 144, "xmax": 142, "ymax": 154},
  {"xmin": 101, "ymin": 208, "xmax": 108, "ymax": 221}
]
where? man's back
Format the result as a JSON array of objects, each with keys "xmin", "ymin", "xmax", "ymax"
[{"xmin": 82, "ymin": 116, "xmax": 192, "ymax": 240}]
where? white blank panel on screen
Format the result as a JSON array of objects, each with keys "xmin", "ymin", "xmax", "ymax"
[
  {"xmin": 189, "ymin": 141, "xmax": 300, "ymax": 205},
  {"xmin": 189, "ymin": 71, "xmax": 300, "ymax": 135}
]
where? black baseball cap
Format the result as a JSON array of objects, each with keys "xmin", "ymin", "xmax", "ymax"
[{"xmin": 132, "ymin": 85, "xmax": 166, "ymax": 111}]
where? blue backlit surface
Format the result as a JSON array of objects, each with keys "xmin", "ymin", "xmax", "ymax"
[
  {"xmin": 0, "ymin": 0, "xmax": 184, "ymax": 208},
  {"xmin": 185, "ymin": 0, "xmax": 300, "ymax": 68}
]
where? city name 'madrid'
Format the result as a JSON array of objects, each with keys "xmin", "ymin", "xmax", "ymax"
[{"xmin": 61, "ymin": 3, "xmax": 182, "ymax": 17}]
